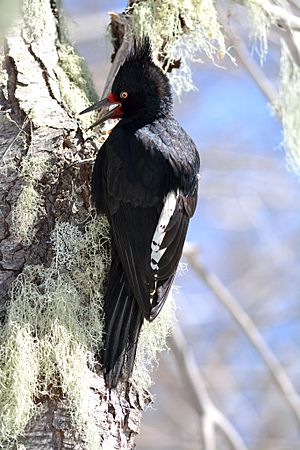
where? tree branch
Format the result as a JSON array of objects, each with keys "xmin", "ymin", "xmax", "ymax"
[
  {"xmin": 218, "ymin": 6, "xmax": 278, "ymax": 106},
  {"xmin": 184, "ymin": 244, "xmax": 300, "ymax": 429},
  {"xmin": 261, "ymin": 0, "xmax": 300, "ymax": 31},
  {"xmin": 101, "ymin": 12, "xmax": 133, "ymax": 98},
  {"xmin": 171, "ymin": 325, "xmax": 249, "ymax": 450}
]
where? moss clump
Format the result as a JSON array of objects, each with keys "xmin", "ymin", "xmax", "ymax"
[
  {"xmin": 22, "ymin": 0, "xmax": 52, "ymax": 43},
  {"xmin": 0, "ymin": 54, "xmax": 7, "ymax": 87},
  {"xmin": 243, "ymin": 0, "xmax": 275, "ymax": 63},
  {"xmin": 58, "ymin": 42, "xmax": 97, "ymax": 103},
  {"xmin": 1, "ymin": 210, "xmax": 178, "ymax": 446},
  {"xmin": 0, "ymin": 216, "xmax": 110, "ymax": 449},
  {"xmin": 274, "ymin": 42, "xmax": 300, "ymax": 176},
  {"xmin": 57, "ymin": 42, "xmax": 98, "ymax": 127},
  {"xmin": 12, "ymin": 153, "xmax": 52, "ymax": 244},
  {"xmin": 129, "ymin": 0, "xmax": 227, "ymax": 97},
  {"xmin": 0, "ymin": 322, "xmax": 38, "ymax": 446},
  {"xmin": 133, "ymin": 293, "xmax": 176, "ymax": 389}
]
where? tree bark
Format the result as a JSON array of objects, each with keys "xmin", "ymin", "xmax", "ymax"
[{"xmin": 0, "ymin": 1, "xmax": 149, "ymax": 448}]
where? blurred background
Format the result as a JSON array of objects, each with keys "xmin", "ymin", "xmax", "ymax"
[{"xmin": 63, "ymin": 1, "xmax": 300, "ymax": 449}]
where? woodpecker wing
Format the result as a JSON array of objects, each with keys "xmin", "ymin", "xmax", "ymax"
[{"xmin": 92, "ymin": 121, "xmax": 199, "ymax": 321}]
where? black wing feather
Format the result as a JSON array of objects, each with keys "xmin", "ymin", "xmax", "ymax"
[
  {"xmin": 101, "ymin": 249, "xmax": 143, "ymax": 387},
  {"xmin": 93, "ymin": 122, "xmax": 199, "ymax": 320},
  {"xmin": 92, "ymin": 118, "xmax": 199, "ymax": 384}
]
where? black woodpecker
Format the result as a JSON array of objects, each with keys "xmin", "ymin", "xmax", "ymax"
[{"xmin": 80, "ymin": 39, "xmax": 200, "ymax": 388}]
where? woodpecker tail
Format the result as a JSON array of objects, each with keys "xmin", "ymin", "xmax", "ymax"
[{"xmin": 100, "ymin": 255, "xmax": 144, "ymax": 388}]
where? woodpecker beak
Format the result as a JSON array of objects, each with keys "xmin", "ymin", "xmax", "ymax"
[{"xmin": 79, "ymin": 96, "xmax": 121, "ymax": 130}]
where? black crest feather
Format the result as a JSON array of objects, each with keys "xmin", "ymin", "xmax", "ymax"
[{"xmin": 127, "ymin": 36, "xmax": 153, "ymax": 66}]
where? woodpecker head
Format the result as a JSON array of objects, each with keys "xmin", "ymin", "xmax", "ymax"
[{"xmin": 80, "ymin": 39, "xmax": 172, "ymax": 128}]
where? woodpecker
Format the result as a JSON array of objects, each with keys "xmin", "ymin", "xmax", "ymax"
[{"xmin": 80, "ymin": 39, "xmax": 200, "ymax": 388}]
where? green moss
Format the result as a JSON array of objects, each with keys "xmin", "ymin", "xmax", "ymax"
[
  {"xmin": 133, "ymin": 293, "xmax": 176, "ymax": 389},
  {"xmin": 22, "ymin": 0, "xmax": 50, "ymax": 43},
  {"xmin": 1, "ymin": 209, "xmax": 178, "ymax": 446},
  {"xmin": 6, "ymin": 148, "xmax": 178, "ymax": 446},
  {"xmin": 128, "ymin": 0, "xmax": 227, "ymax": 97},
  {"xmin": 20, "ymin": 152, "xmax": 51, "ymax": 180},
  {"xmin": 0, "ymin": 322, "xmax": 39, "ymax": 444},
  {"xmin": 58, "ymin": 43, "xmax": 97, "ymax": 103},
  {"xmin": 0, "ymin": 54, "xmax": 7, "ymax": 85},
  {"xmin": 57, "ymin": 42, "xmax": 98, "ymax": 125},
  {"xmin": 22, "ymin": 0, "xmax": 98, "ymax": 125},
  {"xmin": 274, "ymin": 42, "xmax": 300, "ymax": 176},
  {"xmin": 12, "ymin": 153, "xmax": 52, "ymax": 244},
  {"xmin": 243, "ymin": 0, "xmax": 274, "ymax": 63},
  {"xmin": 0, "ymin": 216, "xmax": 110, "ymax": 448},
  {"xmin": 12, "ymin": 184, "xmax": 43, "ymax": 244}
]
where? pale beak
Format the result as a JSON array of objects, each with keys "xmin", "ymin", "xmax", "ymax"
[{"xmin": 79, "ymin": 98, "xmax": 121, "ymax": 130}]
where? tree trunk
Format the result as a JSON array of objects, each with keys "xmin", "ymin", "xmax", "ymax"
[{"xmin": 0, "ymin": 1, "xmax": 149, "ymax": 448}]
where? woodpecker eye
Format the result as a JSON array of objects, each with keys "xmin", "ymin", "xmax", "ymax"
[{"xmin": 120, "ymin": 91, "xmax": 128, "ymax": 99}]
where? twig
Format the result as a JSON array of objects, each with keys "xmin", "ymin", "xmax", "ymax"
[
  {"xmin": 289, "ymin": 0, "xmax": 300, "ymax": 9},
  {"xmin": 232, "ymin": 35, "xmax": 278, "ymax": 103},
  {"xmin": 217, "ymin": 7, "xmax": 278, "ymax": 106},
  {"xmin": 183, "ymin": 244, "xmax": 300, "ymax": 429},
  {"xmin": 101, "ymin": 12, "xmax": 133, "ymax": 97},
  {"xmin": 261, "ymin": 0, "xmax": 300, "ymax": 31},
  {"xmin": 171, "ymin": 325, "xmax": 249, "ymax": 450},
  {"xmin": 288, "ymin": 28, "xmax": 300, "ymax": 65}
]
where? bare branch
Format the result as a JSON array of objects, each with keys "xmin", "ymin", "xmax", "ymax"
[
  {"xmin": 217, "ymin": 7, "xmax": 277, "ymax": 105},
  {"xmin": 230, "ymin": 33, "xmax": 277, "ymax": 103},
  {"xmin": 184, "ymin": 244, "xmax": 300, "ymax": 429},
  {"xmin": 261, "ymin": 0, "xmax": 300, "ymax": 31},
  {"xmin": 289, "ymin": 0, "xmax": 300, "ymax": 9},
  {"xmin": 171, "ymin": 326, "xmax": 249, "ymax": 450},
  {"xmin": 101, "ymin": 13, "xmax": 133, "ymax": 98}
]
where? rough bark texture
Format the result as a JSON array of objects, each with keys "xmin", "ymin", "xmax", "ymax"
[
  {"xmin": 17, "ymin": 373, "xmax": 149, "ymax": 450},
  {"xmin": 0, "ymin": 1, "xmax": 148, "ymax": 448}
]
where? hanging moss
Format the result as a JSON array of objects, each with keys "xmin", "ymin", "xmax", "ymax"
[
  {"xmin": 12, "ymin": 153, "xmax": 52, "ymax": 244},
  {"xmin": 1, "ymin": 212, "xmax": 176, "ymax": 448},
  {"xmin": 128, "ymin": 0, "xmax": 227, "ymax": 97},
  {"xmin": 133, "ymin": 293, "xmax": 176, "ymax": 389},
  {"xmin": 22, "ymin": 0, "xmax": 52, "ymax": 43},
  {"xmin": 243, "ymin": 0, "xmax": 275, "ymax": 63},
  {"xmin": 57, "ymin": 41, "xmax": 98, "ymax": 125},
  {"xmin": 0, "ymin": 321, "xmax": 39, "ymax": 446},
  {"xmin": 274, "ymin": 42, "xmax": 300, "ymax": 176},
  {"xmin": 0, "ymin": 216, "xmax": 110, "ymax": 448}
]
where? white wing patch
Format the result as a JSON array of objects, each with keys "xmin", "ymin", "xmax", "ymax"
[{"xmin": 151, "ymin": 190, "xmax": 177, "ymax": 271}]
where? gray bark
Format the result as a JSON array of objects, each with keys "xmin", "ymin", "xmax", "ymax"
[{"xmin": 0, "ymin": 1, "xmax": 149, "ymax": 448}]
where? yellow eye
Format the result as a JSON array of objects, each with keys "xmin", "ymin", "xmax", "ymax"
[{"xmin": 120, "ymin": 91, "xmax": 128, "ymax": 99}]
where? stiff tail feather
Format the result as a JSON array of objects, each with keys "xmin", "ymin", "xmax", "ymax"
[{"xmin": 100, "ymin": 255, "xmax": 144, "ymax": 388}]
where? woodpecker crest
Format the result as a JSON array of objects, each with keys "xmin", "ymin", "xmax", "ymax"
[
  {"xmin": 111, "ymin": 39, "xmax": 172, "ymax": 120},
  {"xmin": 80, "ymin": 39, "xmax": 172, "ymax": 127}
]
